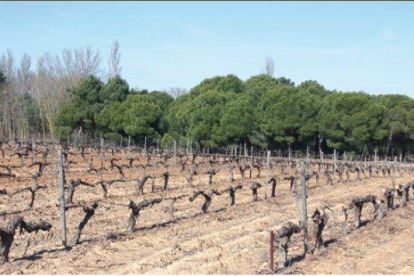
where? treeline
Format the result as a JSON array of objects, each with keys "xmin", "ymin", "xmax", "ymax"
[
  {"xmin": 1, "ymin": 47, "xmax": 414, "ymax": 157},
  {"xmin": 55, "ymin": 74, "xmax": 414, "ymax": 157}
]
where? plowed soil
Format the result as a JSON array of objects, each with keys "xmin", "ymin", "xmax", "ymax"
[{"xmin": 1, "ymin": 148, "xmax": 413, "ymax": 274}]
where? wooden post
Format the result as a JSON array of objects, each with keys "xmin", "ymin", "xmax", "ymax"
[
  {"xmin": 73, "ymin": 129, "xmax": 78, "ymax": 147},
  {"xmin": 50, "ymin": 145, "xmax": 54, "ymax": 186},
  {"xmin": 391, "ymin": 167, "xmax": 396, "ymax": 190},
  {"xmin": 58, "ymin": 149, "xmax": 67, "ymax": 248},
  {"xmin": 301, "ymin": 161, "xmax": 310, "ymax": 254},
  {"xmin": 152, "ymin": 149, "xmax": 156, "ymax": 192},
  {"xmin": 265, "ymin": 150, "xmax": 270, "ymax": 199},
  {"xmin": 174, "ymin": 140, "xmax": 177, "ymax": 165},
  {"xmin": 333, "ymin": 149, "xmax": 337, "ymax": 170},
  {"xmin": 144, "ymin": 136, "xmax": 147, "ymax": 153},
  {"xmin": 306, "ymin": 146, "xmax": 309, "ymax": 164},
  {"xmin": 31, "ymin": 134, "xmax": 35, "ymax": 163},
  {"xmin": 57, "ymin": 129, "xmax": 61, "ymax": 145},
  {"xmin": 269, "ymin": 231, "xmax": 274, "ymax": 272},
  {"xmin": 100, "ymin": 134, "xmax": 105, "ymax": 164},
  {"xmin": 79, "ymin": 127, "xmax": 83, "ymax": 146},
  {"xmin": 128, "ymin": 135, "xmax": 131, "ymax": 151},
  {"xmin": 288, "ymin": 147, "xmax": 291, "ymax": 163},
  {"xmin": 250, "ymin": 146, "xmax": 254, "ymax": 179}
]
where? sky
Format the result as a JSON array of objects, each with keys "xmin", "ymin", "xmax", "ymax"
[{"xmin": 1, "ymin": 1, "xmax": 414, "ymax": 96}]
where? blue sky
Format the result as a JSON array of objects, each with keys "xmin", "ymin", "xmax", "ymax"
[{"xmin": 1, "ymin": 1, "xmax": 414, "ymax": 96}]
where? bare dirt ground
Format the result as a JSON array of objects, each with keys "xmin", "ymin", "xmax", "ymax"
[
  {"xmin": 1, "ymin": 148, "xmax": 413, "ymax": 274},
  {"xmin": 285, "ymin": 203, "xmax": 414, "ymax": 274}
]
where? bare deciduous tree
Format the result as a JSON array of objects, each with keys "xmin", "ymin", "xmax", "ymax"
[
  {"xmin": 0, "ymin": 45, "xmax": 104, "ymax": 141},
  {"xmin": 108, "ymin": 40, "xmax": 122, "ymax": 78},
  {"xmin": 264, "ymin": 56, "xmax": 275, "ymax": 77},
  {"xmin": 167, "ymin": 87, "xmax": 187, "ymax": 99}
]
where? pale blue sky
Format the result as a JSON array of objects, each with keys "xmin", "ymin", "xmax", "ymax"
[{"xmin": 1, "ymin": 1, "xmax": 414, "ymax": 96}]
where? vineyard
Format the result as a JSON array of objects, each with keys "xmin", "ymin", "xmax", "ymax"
[{"xmin": 1, "ymin": 140, "xmax": 414, "ymax": 274}]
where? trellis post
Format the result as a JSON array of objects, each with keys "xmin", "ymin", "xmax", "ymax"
[
  {"xmin": 265, "ymin": 150, "xmax": 270, "ymax": 199},
  {"xmin": 269, "ymin": 231, "xmax": 275, "ymax": 272},
  {"xmin": 58, "ymin": 149, "xmax": 67, "ymax": 248},
  {"xmin": 301, "ymin": 160, "xmax": 310, "ymax": 254},
  {"xmin": 174, "ymin": 140, "xmax": 177, "ymax": 165},
  {"xmin": 152, "ymin": 149, "xmax": 156, "ymax": 192}
]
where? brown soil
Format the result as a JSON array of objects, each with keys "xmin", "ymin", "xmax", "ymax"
[{"xmin": 0, "ymin": 148, "xmax": 413, "ymax": 274}]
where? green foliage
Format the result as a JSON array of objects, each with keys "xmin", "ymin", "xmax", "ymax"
[
  {"xmin": 145, "ymin": 91, "xmax": 174, "ymax": 134},
  {"xmin": 95, "ymin": 93, "xmax": 163, "ymax": 142},
  {"xmin": 100, "ymin": 75, "xmax": 129, "ymax": 103},
  {"xmin": 190, "ymin": 74, "xmax": 244, "ymax": 96},
  {"xmin": 167, "ymin": 75, "xmax": 243, "ymax": 146},
  {"xmin": 55, "ymin": 75, "xmax": 104, "ymax": 135},
  {"xmin": 145, "ymin": 91, "xmax": 174, "ymax": 110},
  {"xmin": 187, "ymin": 90, "xmax": 236, "ymax": 147},
  {"xmin": 53, "ymin": 72, "xmax": 414, "ymax": 156},
  {"xmin": 104, "ymin": 132, "xmax": 123, "ymax": 143},
  {"xmin": 317, "ymin": 92, "xmax": 387, "ymax": 153},
  {"xmin": 298, "ymin": 80, "xmax": 331, "ymax": 98},
  {"xmin": 22, "ymin": 93, "xmax": 42, "ymax": 134},
  {"xmin": 244, "ymin": 74, "xmax": 281, "ymax": 102},
  {"xmin": 160, "ymin": 133, "xmax": 175, "ymax": 148},
  {"xmin": 218, "ymin": 95, "xmax": 256, "ymax": 144},
  {"xmin": 55, "ymin": 104, "xmax": 78, "ymax": 140},
  {"xmin": 275, "ymin": 77, "xmax": 295, "ymax": 87},
  {"xmin": 257, "ymin": 85, "xmax": 318, "ymax": 148},
  {"xmin": 55, "ymin": 75, "xmax": 132, "ymax": 137},
  {"xmin": 165, "ymin": 93, "xmax": 191, "ymax": 140}
]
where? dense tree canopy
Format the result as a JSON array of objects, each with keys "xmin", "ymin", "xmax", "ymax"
[
  {"xmin": 52, "ymin": 72, "xmax": 414, "ymax": 157},
  {"xmin": 96, "ymin": 92, "xmax": 164, "ymax": 141}
]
